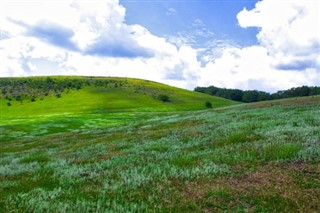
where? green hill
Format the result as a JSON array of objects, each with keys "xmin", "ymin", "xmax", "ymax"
[
  {"xmin": 0, "ymin": 76, "xmax": 237, "ymax": 139},
  {"xmin": 1, "ymin": 76, "xmax": 236, "ymax": 113}
]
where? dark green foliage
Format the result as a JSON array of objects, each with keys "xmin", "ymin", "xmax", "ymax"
[
  {"xmin": 242, "ymin": 90, "xmax": 259, "ymax": 103},
  {"xmin": 0, "ymin": 77, "xmax": 131, "ymax": 102},
  {"xmin": 205, "ymin": 101, "xmax": 212, "ymax": 108},
  {"xmin": 158, "ymin": 94, "xmax": 170, "ymax": 102},
  {"xmin": 15, "ymin": 95, "xmax": 22, "ymax": 101},
  {"xmin": 7, "ymin": 102, "xmax": 11, "ymax": 106},
  {"xmin": 195, "ymin": 85, "xmax": 320, "ymax": 103},
  {"xmin": 31, "ymin": 97, "xmax": 36, "ymax": 102}
]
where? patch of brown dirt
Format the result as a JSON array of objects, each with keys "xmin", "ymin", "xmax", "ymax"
[{"xmin": 180, "ymin": 161, "xmax": 320, "ymax": 212}]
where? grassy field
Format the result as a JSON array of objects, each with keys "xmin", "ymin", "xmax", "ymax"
[{"xmin": 0, "ymin": 77, "xmax": 319, "ymax": 212}]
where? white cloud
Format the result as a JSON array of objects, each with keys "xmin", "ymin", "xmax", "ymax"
[
  {"xmin": 1, "ymin": 0, "xmax": 201, "ymax": 89},
  {"xmin": 1, "ymin": 0, "xmax": 319, "ymax": 92},
  {"xmin": 237, "ymin": 0, "xmax": 320, "ymax": 70},
  {"xmin": 166, "ymin": 8, "xmax": 177, "ymax": 16},
  {"xmin": 198, "ymin": 0, "xmax": 320, "ymax": 92}
]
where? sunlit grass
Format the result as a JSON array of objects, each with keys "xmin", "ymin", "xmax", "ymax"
[{"xmin": 0, "ymin": 79, "xmax": 319, "ymax": 212}]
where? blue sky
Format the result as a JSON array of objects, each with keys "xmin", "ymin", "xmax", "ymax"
[
  {"xmin": 122, "ymin": 0, "xmax": 258, "ymax": 46},
  {"xmin": 1, "ymin": 0, "xmax": 319, "ymax": 92}
]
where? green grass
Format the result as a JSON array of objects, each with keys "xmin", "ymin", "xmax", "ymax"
[
  {"xmin": 0, "ymin": 77, "xmax": 319, "ymax": 212},
  {"xmin": 0, "ymin": 77, "xmax": 237, "ymax": 140}
]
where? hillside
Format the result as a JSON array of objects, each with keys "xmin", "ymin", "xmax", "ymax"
[
  {"xmin": 0, "ymin": 78, "xmax": 319, "ymax": 212},
  {"xmin": 1, "ymin": 76, "xmax": 236, "ymax": 114},
  {"xmin": 0, "ymin": 76, "xmax": 237, "ymax": 140}
]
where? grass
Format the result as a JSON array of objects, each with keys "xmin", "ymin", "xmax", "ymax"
[
  {"xmin": 0, "ymin": 77, "xmax": 319, "ymax": 212},
  {"xmin": 0, "ymin": 77, "xmax": 237, "ymax": 141}
]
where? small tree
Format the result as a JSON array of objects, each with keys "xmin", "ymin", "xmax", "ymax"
[
  {"xmin": 205, "ymin": 101, "xmax": 212, "ymax": 108},
  {"xmin": 158, "ymin": 94, "xmax": 170, "ymax": 102}
]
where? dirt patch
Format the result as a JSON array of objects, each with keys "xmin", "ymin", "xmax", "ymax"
[{"xmin": 178, "ymin": 161, "xmax": 320, "ymax": 212}]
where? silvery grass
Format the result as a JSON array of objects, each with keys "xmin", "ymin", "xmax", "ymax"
[{"xmin": 1, "ymin": 103, "xmax": 320, "ymax": 211}]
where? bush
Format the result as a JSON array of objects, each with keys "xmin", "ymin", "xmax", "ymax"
[
  {"xmin": 7, "ymin": 102, "xmax": 11, "ymax": 106},
  {"xmin": 56, "ymin": 94, "xmax": 61, "ymax": 98},
  {"xmin": 205, "ymin": 101, "xmax": 212, "ymax": 108},
  {"xmin": 31, "ymin": 97, "xmax": 36, "ymax": 102},
  {"xmin": 158, "ymin": 94, "xmax": 170, "ymax": 102}
]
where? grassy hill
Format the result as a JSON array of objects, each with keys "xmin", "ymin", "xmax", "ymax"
[
  {"xmin": 1, "ymin": 76, "xmax": 236, "ymax": 114},
  {"xmin": 0, "ymin": 78, "xmax": 319, "ymax": 212},
  {"xmin": 0, "ymin": 76, "xmax": 237, "ymax": 140}
]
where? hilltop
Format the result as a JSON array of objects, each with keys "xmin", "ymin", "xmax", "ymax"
[
  {"xmin": 1, "ymin": 76, "xmax": 236, "ymax": 114},
  {"xmin": 0, "ymin": 76, "xmax": 237, "ymax": 140}
]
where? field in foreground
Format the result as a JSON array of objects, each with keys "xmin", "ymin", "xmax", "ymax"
[{"xmin": 0, "ymin": 78, "xmax": 319, "ymax": 212}]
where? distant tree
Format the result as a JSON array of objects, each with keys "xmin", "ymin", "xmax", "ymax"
[
  {"xmin": 158, "ymin": 94, "xmax": 170, "ymax": 102},
  {"xmin": 205, "ymin": 101, "xmax": 212, "ymax": 108},
  {"xmin": 230, "ymin": 89, "xmax": 243, "ymax": 101},
  {"xmin": 242, "ymin": 90, "xmax": 259, "ymax": 103},
  {"xmin": 257, "ymin": 91, "xmax": 271, "ymax": 102}
]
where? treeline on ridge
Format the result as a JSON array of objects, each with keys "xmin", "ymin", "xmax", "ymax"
[
  {"xmin": 0, "ymin": 77, "xmax": 134, "ymax": 103},
  {"xmin": 0, "ymin": 77, "xmax": 173, "ymax": 105},
  {"xmin": 194, "ymin": 85, "xmax": 320, "ymax": 103}
]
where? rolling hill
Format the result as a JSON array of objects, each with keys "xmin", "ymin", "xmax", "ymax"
[
  {"xmin": 0, "ymin": 76, "xmax": 237, "ymax": 140},
  {"xmin": 1, "ymin": 76, "xmax": 237, "ymax": 114},
  {"xmin": 0, "ymin": 77, "xmax": 319, "ymax": 212}
]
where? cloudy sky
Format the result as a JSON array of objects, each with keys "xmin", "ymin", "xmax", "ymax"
[{"xmin": 1, "ymin": 0, "xmax": 319, "ymax": 92}]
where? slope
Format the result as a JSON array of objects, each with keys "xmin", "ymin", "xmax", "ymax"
[
  {"xmin": 1, "ymin": 95, "xmax": 319, "ymax": 212},
  {"xmin": 0, "ymin": 76, "xmax": 237, "ymax": 139}
]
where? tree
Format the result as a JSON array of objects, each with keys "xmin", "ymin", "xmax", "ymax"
[
  {"xmin": 205, "ymin": 101, "xmax": 212, "ymax": 108},
  {"xmin": 158, "ymin": 94, "xmax": 170, "ymax": 102},
  {"xmin": 242, "ymin": 90, "xmax": 259, "ymax": 103}
]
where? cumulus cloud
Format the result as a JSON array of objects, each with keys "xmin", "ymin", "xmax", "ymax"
[
  {"xmin": 1, "ymin": 0, "xmax": 319, "ymax": 92},
  {"xmin": 1, "ymin": 0, "xmax": 153, "ymax": 58},
  {"xmin": 198, "ymin": 0, "xmax": 320, "ymax": 92},
  {"xmin": 1, "ymin": 0, "xmax": 200, "ymax": 88},
  {"xmin": 237, "ymin": 0, "xmax": 320, "ymax": 71}
]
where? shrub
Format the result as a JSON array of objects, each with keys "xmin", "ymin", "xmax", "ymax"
[
  {"xmin": 205, "ymin": 101, "xmax": 212, "ymax": 108},
  {"xmin": 56, "ymin": 94, "xmax": 61, "ymax": 98},
  {"xmin": 158, "ymin": 94, "xmax": 170, "ymax": 102},
  {"xmin": 7, "ymin": 102, "xmax": 11, "ymax": 106},
  {"xmin": 31, "ymin": 97, "xmax": 36, "ymax": 102}
]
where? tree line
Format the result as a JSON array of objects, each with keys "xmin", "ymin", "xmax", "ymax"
[
  {"xmin": 194, "ymin": 85, "xmax": 320, "ymax": 103},
  {"xmin": 0, "ymin": 77, "xmax": 129, "ymax": 103}
]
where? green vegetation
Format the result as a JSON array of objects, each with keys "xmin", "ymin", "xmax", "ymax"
[
  {"xmin": 195, "ymin": 85, "xmax": 320, "ymax": 102},
  {"xmin": 205, "ymin": 101, "xmax": 212, "ymax": 108},
  {"xmin": 158, "ymin": 94, "xmax": 170, "ymax": 102},
  {"xmin": 0, "ymin": 77, "xmax": 319, "ymax": 212}
]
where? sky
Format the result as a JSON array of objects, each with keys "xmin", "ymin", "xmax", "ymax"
[{"xmin": 1, "ymin": 0, "xmax": 319, "ymax": 92}]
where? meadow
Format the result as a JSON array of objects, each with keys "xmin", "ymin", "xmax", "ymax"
[{"xmin": 0, "ymin": 77, "xmax": 319, "ymax": 212}]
